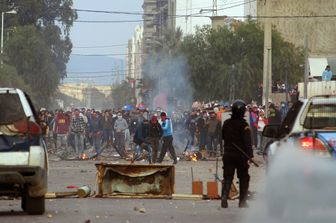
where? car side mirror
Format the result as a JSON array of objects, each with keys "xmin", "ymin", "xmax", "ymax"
[{"xmin": 262, "ymin": 124, "xmax": 280, "ymax": 138}]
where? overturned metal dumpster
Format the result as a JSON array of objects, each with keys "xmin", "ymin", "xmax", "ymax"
[{"xmin": 95, "ymin": 163, "xmax": 175, "ymax": 198}]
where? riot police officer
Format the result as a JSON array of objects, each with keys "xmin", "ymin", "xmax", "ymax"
[{"xmin": 221, "ymin": 99, "xmax": 253, "ymax": 208}]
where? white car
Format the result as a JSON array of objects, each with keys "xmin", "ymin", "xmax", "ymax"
[
  {"xmin": 262, "ymin": 95, "xmax": 336, "ymax": 217},
  {"xmin": 0, "ymin": 88, "xmax": 48, "ymax": 214},
  {"xmin": 264, "ymin": 95, "xmax": 336, "ymax": 161}
]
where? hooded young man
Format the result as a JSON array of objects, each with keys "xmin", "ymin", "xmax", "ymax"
[{"xmin": 157, "ymin": 112, "xmax": 177, "ymax": 164}]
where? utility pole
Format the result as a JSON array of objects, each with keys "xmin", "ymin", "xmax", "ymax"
[
  {"xmin": 304, "ymin": 35, "xmax": 309, "ymax": 99},
  {"xmin": 213, "ymin": 0, "xmax": 217, "ymax": 16},
  {"xmin": 262, "ymin": 0, "xmax": 272, "ymax": 117}
]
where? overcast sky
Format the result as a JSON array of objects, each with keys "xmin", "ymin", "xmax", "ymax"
[
  {"xmin": 70, "ymin": 0, "xmax": 143, "ymax": 57},
  {"xmin": 69, "ymin": 0, "xmax": 244, "ymax": 62}
]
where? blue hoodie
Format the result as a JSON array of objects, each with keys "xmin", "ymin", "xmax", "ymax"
[{"xmin": 161, "ymin": 119, "xmax": 173, "ymax": 137}]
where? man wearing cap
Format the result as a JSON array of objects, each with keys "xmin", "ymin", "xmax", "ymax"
[{"xmin": 158, "ymin": 112, "xmax": 178, "ymax": 164}]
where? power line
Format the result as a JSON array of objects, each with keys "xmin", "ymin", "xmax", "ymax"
[
  {"xmin": 74, "ymin": 9, "xmax": 146, "ymax": 16},
  {"xmin": 71, "ymin": 53, "xmax": 144, "ymax": 56},
  {"xmin": 74, "ymin": 14, "xmax": 336, "ymax": 24},
  {"xmin": 73, "ymin": 0, "xmax": 251, "ymax": 24},
  {"xmin": 67, "ymin": 68, "xmax": 139, "ymax": 74},
  {"xmin": 65, "ymin": 72, "xmax": 141, "ymax": 79},
  {"xmin": 217, "ymin": 0, "xmax": 256, "ymax": 12},
  {"xmin": 74, "ymin": 19, "xmax": 146, "ymax": 23},
  {"xmin": 73, "ymin": 44, "xmax": 128, "ymax": 49}
]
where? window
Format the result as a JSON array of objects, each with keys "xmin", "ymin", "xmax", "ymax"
[{"xmin": 0, "ymin": 94, "xmax": 25, "ymax": 124}]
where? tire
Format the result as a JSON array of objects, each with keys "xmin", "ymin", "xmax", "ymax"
[
  {"xmin": 22, "ymin": 188, "xmax": 45, "ymax": 215},
  {"xmin": 21, "ymin": 195, "xmax": 27, "ymax": 211},
  {"xmin": 25, "ymin": 196, "xmax": 45, "ymax": 215}
]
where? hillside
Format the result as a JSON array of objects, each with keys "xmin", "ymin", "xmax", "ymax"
[{"xmin": 64, "ymin": 55, "xmax": 126, "ymax": 86}]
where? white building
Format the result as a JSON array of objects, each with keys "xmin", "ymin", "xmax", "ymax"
[
  {"xmin": 176, "ymin": 0, "xmax": 245, "ymax": 35},
  {"xmin": 127, "ymin": 25, "xmax": 143, "ymax": 81},
  {"xmin": 127, "ymin": 25, "xmax": 144, "ymax": 104}
]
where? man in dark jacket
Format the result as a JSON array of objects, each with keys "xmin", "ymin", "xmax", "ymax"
[
  {"xmin": 206, "ymin": 111, "xmax": 221, "ymax": 157},
  {"xmin": 89, "ymin": 111, "xmax": 103, "ymax": 153},
  {"xmin": 101, "ymin": 110, "xmax": 114, "ymax": 145},
  {"xmin": 133, "ymin": 117, "xmax": 152, "ymax": 163},
  {"xmin": 221, "ymin": 100, "xmax": 253, "ymax": 208},
  {"xmin": 148, "ymin": 115, "xmax": 163, "ymax": 163}
]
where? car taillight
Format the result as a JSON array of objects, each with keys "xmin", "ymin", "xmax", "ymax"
[
  {"xmin": 13, "ymin": 120, "xmax": 42, "ymax": 135},
  {"xmin": 300, "ymin": 137, "xmax": 327, "ymax": 152}
]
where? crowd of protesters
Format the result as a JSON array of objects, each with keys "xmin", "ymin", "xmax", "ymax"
[
  {"xmin": 37, "ymin": 98, "xmax": 289, "ymax": 163},
  {"xmin": 37, "ymin": 107, "xmax": 180, "ymax": 164}
]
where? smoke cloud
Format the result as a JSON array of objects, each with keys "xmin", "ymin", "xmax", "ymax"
[
  {"xmin": 241, "ymin": 145, "xmax": 336, "ymax": 223},
  {"xmin": 142, "ymin": 51, "xmax": 193, "ymax": 113}
]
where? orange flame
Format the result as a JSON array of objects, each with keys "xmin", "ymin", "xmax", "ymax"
[
  {"xmin": 81, "ymin": 153, "xmax": 89, "ymax": 160},
  {"xmin": 190, "ymin": 153, "xmax": 198, "ymax": 162}
]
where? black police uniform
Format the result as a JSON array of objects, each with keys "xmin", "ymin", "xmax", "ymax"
[{"xmin": 221, "ymin": 100, "xmax": 253, "ymax": 208}]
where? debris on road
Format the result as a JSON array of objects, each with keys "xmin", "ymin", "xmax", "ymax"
[
  {"xmin": 45, "ymin": 186, "xmax": 92, "ymax": 199},
  {"xmin": 134, "ymin": 206, "xmax": 146, "ymax": 213},
  {"xmin": 171, "ymin": 194, "xmax": 203, "ymax": 200},
  {"xmin": 95, "ymin": 163, "xmax": 175, "ymax": 197}
]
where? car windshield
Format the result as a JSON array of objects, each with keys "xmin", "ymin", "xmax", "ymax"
[
  {"xmin": 303, "ymin": 103, "xmax": 336, "ymax": 129},
  {"xmin": 0, "ymin": 94, "xmax": 26, "ymax": 125}
]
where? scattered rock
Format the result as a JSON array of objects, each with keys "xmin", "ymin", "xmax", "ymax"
[
  {"xmin": 133, "ymin": 206, "xmax": 146, "ymax": 213},
  {"xmin": 47, "ymin": 213, "xmax": 53, "ymax": 218}
]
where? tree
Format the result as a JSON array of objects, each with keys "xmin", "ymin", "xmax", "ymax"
[
  {"xmin": 6, "ymin": 25, "xmax": 60, "ymax": 106},
  {"xmin": 0, "ymin": 64, "xmax": 32, "ymax": 94},
  {"xmin": 180, "ymin": 21, "xmax": 304, "ymax": 103},
  {"xmin": 0, "ymin": 1, "xmax": 77, "ymax": 106},
  {"xmin": 111, "ymin": 81, "xmax": 135, "ymax": 109}
]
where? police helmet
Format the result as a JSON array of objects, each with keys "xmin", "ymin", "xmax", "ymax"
[{"xmin": 231, "ymin": 99, "xmax": 246, "ymax": 118}]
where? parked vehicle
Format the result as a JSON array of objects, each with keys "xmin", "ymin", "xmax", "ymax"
[
  {"xmin": 262, "ymin": 95, "xmax": 336, "ymax": 218},
  {"xmin": 263, "ymin": 95, "xmax": 336, "ymax": 162},
  {"xmin": 262, "ymin": 99, "xmax": 303, "ymax": 166},
  {"xmin": 0, "ymin": 88, "xmax": 48, "ymax": 215}
]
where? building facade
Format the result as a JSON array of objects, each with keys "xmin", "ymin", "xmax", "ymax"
[
  {"xmin": 142, "ymin": 0, "xmax": 176, "ymax": 54},
  {"xmin": 127, "ymin": 25, "xmax": 143, "ymax": 81},
  {"xmin": 257, "ymin": 0, "xmax": 336, "ymax": 56},
  {"xmin": 210, "ymin": 16, "xmax": 241, "ymax": 30},
  {"xmin": 58, "ymin": 83, "xmax": 113, "ymax": 108},
  {"xmin": 127, "ymin": 25, "xmax": 144, "ymax": 104}
]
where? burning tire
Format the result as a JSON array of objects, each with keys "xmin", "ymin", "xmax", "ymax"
[{"xmin": 22, "ymin": 187, "xmax": 45, "ymax": 215}]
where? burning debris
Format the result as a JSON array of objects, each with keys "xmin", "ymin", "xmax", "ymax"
[{"xmin": 181, "ymin": 150, "xmax": 202, "ymax": 161}]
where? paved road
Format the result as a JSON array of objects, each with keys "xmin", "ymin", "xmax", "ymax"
[{"xmin": 0, "ymin": 155, "xmax": 265, "ymax": 223}]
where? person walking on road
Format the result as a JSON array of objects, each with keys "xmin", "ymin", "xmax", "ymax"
[
  {"xmin": 114, "ymin": 112, "xmax": 128, "ymax": 156},
  {"xmin": 54, "ymin": 109, "xmax": 70, "ymax": 150},
  {"xmin": 88, "ymin": 111, "xmax": 103, "ymax": 153},
  {"xmin": 158, "ymin": 112, "xmax": 178, "ymax": 164},
  {"xmin": 221, "ymin": 100, "xmax": 253, "ymax": 208},
  {"xmin": 70, "ymin": 109, "xmax": 86, "ymax": 157}
]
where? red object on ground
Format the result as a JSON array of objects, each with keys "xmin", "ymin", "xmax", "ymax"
[{"xmin": 66, "ymin": 185, "xmax": 79, "ymax": 189}]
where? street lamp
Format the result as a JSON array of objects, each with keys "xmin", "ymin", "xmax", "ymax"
[{"xmin": 1, "ymin": 9, "xmax": 17, "ymax": 65}]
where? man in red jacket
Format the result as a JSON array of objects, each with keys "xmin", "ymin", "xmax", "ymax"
[{"xmin": 54, "ymin": 109, "xmax": 70, "ymax": 150}]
